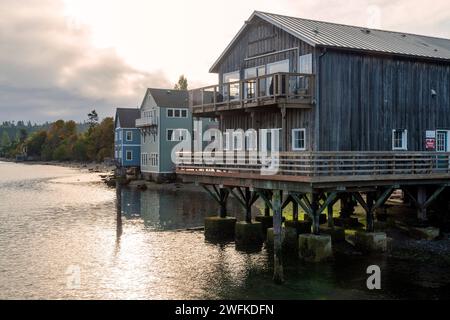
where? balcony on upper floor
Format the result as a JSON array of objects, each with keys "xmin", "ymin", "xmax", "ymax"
[{"xmin": 189, "ymin": 72, "xmax": 315, "ymax": 116}]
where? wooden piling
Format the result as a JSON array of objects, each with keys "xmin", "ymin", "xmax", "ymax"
[{"xmin": 272, "ymin": 189, "xmax": 284, "ymax": 284}]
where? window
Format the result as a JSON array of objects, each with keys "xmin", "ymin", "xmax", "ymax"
[
  {"xmin": 292, "ymin": 129, "xmax": 306, "ymax": 151},
  {"xmin": 299, "ymin": 54, "xmax": 313, "ymax": 74},
  {"xmin": 126, "ymin": 131, "xmax": 132, "ymax": 141},
  {"xmin": 223, "ymin": 71, "xmax": 240, "ymax": 100},
  {"xmin": 392, "ymin": 129, "xmax": 408, "ymax": 150},
  {"xmin": 119, "ymin": 131, "xmax": 123, "ymax": 141},
  {"xmin": 126, "ymin": 150, "xmax": 132, "ymax": 161},
  {"xmin": 167, "ymin": 108, "xmax": 187, "ymax": 118},
  {"xmin": 233, "ymin": 131, "xmax": 244, "ymax": 151},
  {"xmin": 115, "ymin": 132, "xmax": 118, "ymax": 141},
  {"xmin": 436, "ymin": 131, "xmax": 449, "ymax": 152},
  {"xmin": 167, "ymin": 129, "xmax": 187, "ymax": 141}
]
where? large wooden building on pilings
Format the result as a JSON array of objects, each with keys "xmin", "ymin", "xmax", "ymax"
[{"xmin": 176, "ymin": 11, "xmax": 450, "ymax": 282}]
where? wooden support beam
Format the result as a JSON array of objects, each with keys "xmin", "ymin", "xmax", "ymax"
[
  {"xmin": 202, "ymin": 184, "xmax": 229, "ymax": 218},
  {"xmin": 272, "ymin": 189, "xmax": 284, "ymax": 284},
  {"xmin": 423, "ymin": 186, "xmax": 446, "ymax": 209},
  {"xmin": 311, "ymin": 192, "xmax": 321, "ymax": 234},
  {"xmin": 257, "ymin": 189, "xmax": 273, "ymax": 211},
  {"xmin": 281, "ymin": 195, "xmax": 292, "ymax": 210},
  {"xmin": 293, "ymin": 201, "xmax": 299, "ymax": 221},
  {"xmin": 318, "ymin": 192, "xmax": 338, "ymax": 215},
  {"xmin": 290, "ymin": 193, "xmax": 313, "ymax": 218}
]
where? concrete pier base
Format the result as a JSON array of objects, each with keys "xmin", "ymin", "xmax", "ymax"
[
  {"xmin": 255, "ymin": 215, "xmax": 273, "ymax": 233},
  {"xmin": 320, "ymin": 226, "xmax": 346, "ymax": 243},
  {"xmin": 285, "ymin": 220, "xmax": 312, "ymax": 234},
  {"xmin": 354, "ymin": 231, "xmax": 388, "ymax": 252},
  {"xmin": 235, "ymin": 221, "xmax": 264, "ymax": 247},
  {"xmin": 204, "ymin": 216, "xmax": 237, "ymax": 241},
  {"xmin": 298, "ymin": 234, "xmax": 333, "ymax": 262},
  {"xmin": 408, "ymin": 227, "xmax": 440, "ymax": 240}
]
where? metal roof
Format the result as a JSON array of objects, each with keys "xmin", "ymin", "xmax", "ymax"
[
  {"xmin": 147, "ymin": 88, "xmax": 189, "ymax": 108},
  {"xmin": 210, "ymin": 11, "xmax": 450, "ymax": 72},
  {"xmin": 115, "ymin": 108, "xmax": 140, "ymax": 128}
]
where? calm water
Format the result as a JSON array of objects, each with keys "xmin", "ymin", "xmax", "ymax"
[{"xmin": 0, "ymin": 161, "xmax": 449, "ymax": 299}]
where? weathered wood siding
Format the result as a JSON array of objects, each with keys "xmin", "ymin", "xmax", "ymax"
[
  {"xmin": 212, "ymin": 16, "xmax": 316, "ymax": 151},
  {"xmin": 216, "ymin": 16, "xmax": 315, "ymax": 80},
  {"xmin": 318, "ymin": 50, "xmax": 450, "ymax": 151}
]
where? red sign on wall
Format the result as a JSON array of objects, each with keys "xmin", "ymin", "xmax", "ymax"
[{"xmin": 426, "ymin": 138, "xmax": 436, "ymax": 150}]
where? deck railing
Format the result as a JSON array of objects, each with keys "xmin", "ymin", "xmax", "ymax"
[
  {"xmin": 189, "ymin": 72, "xmax": 315, "ymax": 114},
  {"xmin": 136, "ymin": 117, "xmax": 158, "ymax": 127},
  {"xmin": 176, "ymin": 151, "xmax": 450, "ymax": 178}
]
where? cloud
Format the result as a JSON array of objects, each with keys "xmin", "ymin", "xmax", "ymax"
[{"xmin": 0, "ymin": 0, "xmax": 170, "ymax": 122}]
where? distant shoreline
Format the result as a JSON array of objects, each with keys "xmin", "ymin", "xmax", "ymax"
[{"xmin": 0, "ymin": 157, "xmax": 114, "ymax": 174}]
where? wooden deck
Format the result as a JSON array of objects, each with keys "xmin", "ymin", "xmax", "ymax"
[
  {"xmin": 176, "ymin": 151, "xmax": 450, "ymax": 191},
  {"xmin": 189, "ymin": 73, "xmax": 315, "ymax": 116}
]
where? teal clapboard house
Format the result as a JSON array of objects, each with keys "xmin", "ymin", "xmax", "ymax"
[
  {"xmin": 136, "ymin": 88, "xmax": 217, "ymax": 182},
  {"xmin": 114, "ymin": 108, "xmax": 141, "ymax": 167}
]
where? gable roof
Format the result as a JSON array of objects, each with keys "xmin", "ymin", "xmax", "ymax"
[
  {"xmin": 115, "ymin": 108, "xmax": 140, "ymax": 128},
  {"xmin": 147, "ymin": 88, "xmax": 189, "ymax": 108},
  {"xmin": 210, "ymin": 11, "xmax": 450, "ymax": 72}
]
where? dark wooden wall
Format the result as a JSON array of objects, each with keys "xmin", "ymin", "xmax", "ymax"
[
  {"xmin": 318, "ymin": 50, "xmax": 450, "ymax": 151},
  {"xmin": 215, "ymin": 16, "xmax": 315, "ymax": 81}
]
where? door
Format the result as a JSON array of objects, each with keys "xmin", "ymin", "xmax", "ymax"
[{"xmin": 436, "ymin": 130, "xmax": 450, "ymax": 170}]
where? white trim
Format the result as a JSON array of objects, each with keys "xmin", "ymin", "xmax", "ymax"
[
  {"xmin": 292, "ymin": 128, "xmax": 306, "ymax": 151},
  {"xmin": 119, "ymin": 144, "xmax": 140, "ymax": 147},
  {"xmin": 392, "ymin": 129, "xmax": 408, "ymax": 150}
]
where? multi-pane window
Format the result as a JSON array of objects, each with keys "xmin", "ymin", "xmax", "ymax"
[
  {"xmin": 392, "ymin": 129, "xmax": 408, "ymax": 150},
  {"xmin": 167, "ymin": 108, "xmax": 188, "ymax": 118},
  {"xmin": 292, "ymin": 129, "xmax": 306, "ymax": 151}
]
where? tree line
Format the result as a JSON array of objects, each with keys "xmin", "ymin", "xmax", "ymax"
[{"xmin": 0, "ymin": 111, "xmax": 113, "ymax": 162}]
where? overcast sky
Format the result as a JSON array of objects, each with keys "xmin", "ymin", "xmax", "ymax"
[{"xmin": 1, "ymin": 0, "xmax": 449, "ymax": 123}]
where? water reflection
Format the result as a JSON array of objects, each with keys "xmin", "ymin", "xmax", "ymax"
[{"xmin": 118, "ymin": 186, "xmax": 245, "ymax": 231}]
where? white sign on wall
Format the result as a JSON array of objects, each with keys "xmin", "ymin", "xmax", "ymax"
[{"xmin": 426, "ymin": 130, "xmax": 436, "ymax": 139}]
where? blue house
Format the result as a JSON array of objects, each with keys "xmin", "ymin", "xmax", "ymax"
[{"xmin": 114, "ymin": 108, "xmax": 141, "ymax": 167}]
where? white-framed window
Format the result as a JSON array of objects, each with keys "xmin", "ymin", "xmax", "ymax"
[
  {"xmin": 181, "ymin": 109, "xmax": 187, "ymax": 118},
  {"xmin": 392, "ymin": 129, "xmax": 408, "ymax": 150},
  {"xmin": 292, "ymin": 128, "xmax": 306, "ymax": 151},
  {"xmin": 126, "ymin": 131, "xmax": 132, "ymax": 141},
  {"xmin": 167, "ymin": 109, "xmax": 173, "ymax": 117},
  {"xmin": 232, "ymin": 131, "xmax": 244, "ymax": 151},
  {"xmin": 126, "ymin": 150, "xmax": 133, "ymax": 161}
]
